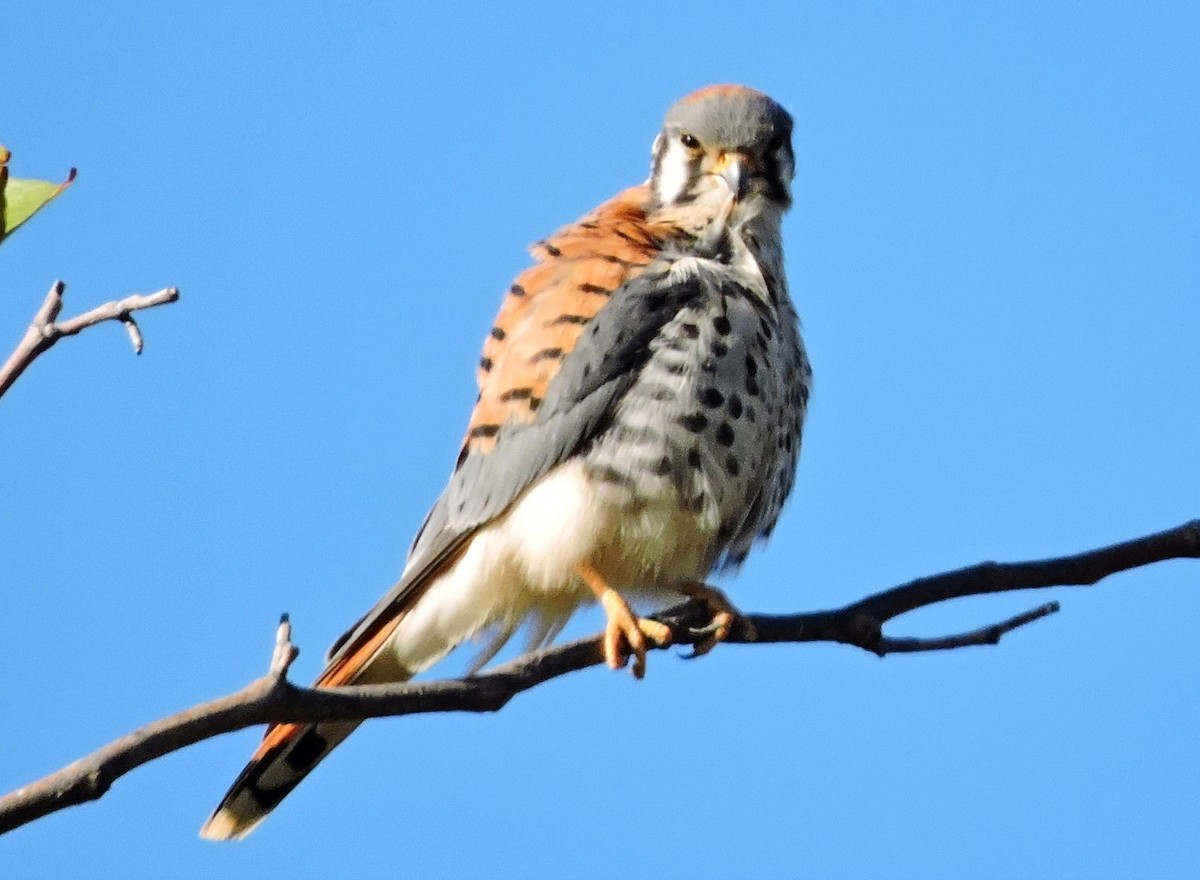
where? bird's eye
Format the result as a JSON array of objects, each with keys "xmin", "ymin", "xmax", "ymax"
[{"xmin": 679, "ymin": 132, "xmax": 701, "ymax": 150}]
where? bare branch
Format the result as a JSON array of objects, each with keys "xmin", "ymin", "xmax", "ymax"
[
  {"xmin": 0, "ymin": 519, "xmax": 1196, "ymax": 835},
  {"xmin": 0, "ymin": 281, "xmax": 179, "ymax": 399}
]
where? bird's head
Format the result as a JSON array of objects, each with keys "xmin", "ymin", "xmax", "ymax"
[{"xmin": 649, "ymin": 85, "xmax": 794, "ymax": 221}]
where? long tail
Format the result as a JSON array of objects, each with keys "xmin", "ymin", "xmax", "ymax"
[
  {"xmin": 200, "ymin": 527, "xmax": 485, "ymax": 839},
  {"xmin": 199, "ymin": 626, "xmax": 410, "ymax": 840}
]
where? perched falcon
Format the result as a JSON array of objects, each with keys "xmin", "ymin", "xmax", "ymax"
[{"xmin": 201, "ymin": 84, "xmax": 811, "ymax": 840}]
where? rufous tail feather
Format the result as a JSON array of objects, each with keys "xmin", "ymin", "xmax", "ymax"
[{"xmin": 199, "ymin": 621, "xmax": 409, "ymax": 840}]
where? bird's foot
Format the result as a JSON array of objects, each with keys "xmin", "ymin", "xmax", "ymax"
[
  {"xmin": 680, "ymin": 582, "xmax": 754, "ymax": 657},
  {"xmin": 576, "ymin": 563, "xmax": 671, "ymax": 679}
]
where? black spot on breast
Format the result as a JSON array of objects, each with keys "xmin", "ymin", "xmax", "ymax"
[
  {"xmin": 645, "ymin": 384, "xmax": 675, "ymax": 402},
  {"xmin": 700, "ymin": 357, "xmax": 717, "ymax": 373},
  {"xmin": 553, "ymin": 313, "xmax": 591, "ymax": 325},
  {"xmin": 680, "ymin": 412, "xmax": 708, "ymax": 433},
  {"xmin": 716, "ymin": 422, "xmax": 735, "ymax": 446},
  {"xmin": 533, "ymin": 347, "xmax": 564, "ymax": 361},
  {"xmin": 745, "ymin": 355, "xmax": 759, "ymax": 377},
  {"xmin": 679, "ymin": 322, "xmax": 700, "ymax": 339},
  {"xmin": 712, "ymin": 340, "xmax": 729, "ymax": 358},
  {"xmin": 746, "ymin": 374, "xmax": 760, "ymax": 397},
  {"xmin": 480, "ymin": 357, "xmax": 494, "ymax": 372},
  {"xmin": 650, "ymin": 456, "xmax": 672, "ymax": 476},
  {"xmin": 529, "ymin": 396, "xmax": 543, "ymax": 411},
  {"xmin": 646, "ymin": 292, "xmax": 668, "ymax": 312},
  {"xmin": 579, "ymin": 283, "xmax": 610, "ymax": 295},
  {"xmin": 725, "ymin": 454, "xmax": 740, "ymax": 477},
  {"xmin": 712, "ymin": 314, "xmax": 731, "ymax": 336},
  {"xmin": 490, "ymin": 326, "xmax": 506, "ymax": 341},
  {"xmin": 509, "ymin": 284, "xmax": 527, "ymax": 297},
  {"xmin": 727, "ymin": 394, "xmax": 743, "ymax": 419},
  {"xmin": 469, "ymin": 424, "xmax": 500, "ymax": 439},
  {"xmin": 687, "ymin": 447, "xmax": 702, "ymax": 469},
  {"xmin": 588, "ymin": 464, "xmax": 628, "ymax": 485},
  {"xmin": 542, "ymin": 241, "xmax": 563, "ymax": 257},
  {"xmin": 698, "ymin": 387, "xmax": 724, "ymax": 408},
  {"xmin": 499, "ymin": 387, "xmax": 533, "ymax": 402}
]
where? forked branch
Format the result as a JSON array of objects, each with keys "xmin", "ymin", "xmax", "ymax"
[
  {"xmin": 0, "ymin": 519, "xmax": 1196, "ymax": 835},
  {"xmin": 0, "ymin": 280, "xmax": 180, "ymax": 399}
]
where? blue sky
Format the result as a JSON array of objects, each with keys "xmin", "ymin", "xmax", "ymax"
[{"xmin": 2, "ymin": 2, "xmax": 1198, "ymax": 877}]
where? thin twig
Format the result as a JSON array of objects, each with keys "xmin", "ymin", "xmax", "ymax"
[
  {"xmin": 269, "ymin": 614, "xmax": 299, "ymax": 678},
  {"xmin": 0, "ymin": 281, "xmax": 179, "ymax": 399},
  {"xmin": 0, "ymin": 519, "xmax": 1196, "ymax": 835}
]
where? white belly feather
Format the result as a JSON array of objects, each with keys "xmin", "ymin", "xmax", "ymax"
[{"xmin": 387, "ymin": 458, "xmax": 714, "ymax": 675}]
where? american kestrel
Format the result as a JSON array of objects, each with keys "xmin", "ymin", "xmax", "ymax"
[{"xmin": 201, "ymin": 84, "xmax": 811, "ymax": 840}]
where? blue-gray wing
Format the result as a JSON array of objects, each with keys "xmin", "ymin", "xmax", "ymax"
[{"xmin": 325, "ymin": 260, "xmax": 702, "ymax": 665}]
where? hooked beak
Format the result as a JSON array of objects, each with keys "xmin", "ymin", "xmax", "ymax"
[{"xmin": 711, "ymin": 151, "xmax": 751, "ymax": 201}]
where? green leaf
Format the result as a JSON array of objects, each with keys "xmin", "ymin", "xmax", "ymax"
[{"xmin": 0, "ymin": 145, "xmax": 76, "ymax": 246}]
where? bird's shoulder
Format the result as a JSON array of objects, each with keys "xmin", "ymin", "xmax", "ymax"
[{"xmin": 460, "ymin": 184, "xmax": 680, "ymax": 459}]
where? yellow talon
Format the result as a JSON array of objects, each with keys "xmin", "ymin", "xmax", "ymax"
[
  {"xmin": 577, "ymin": 563, "xmax": 672, "ymax": 678},
  {"xmin": 681, "ymin": 582, "xmax": 752, "ymax": 656}
]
